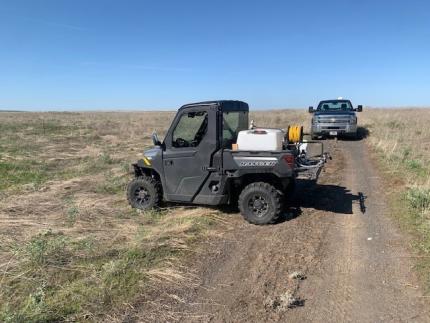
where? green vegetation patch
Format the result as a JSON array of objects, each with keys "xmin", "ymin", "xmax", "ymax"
[
  {"xmin": 373, "ymin": 148, "xmax": 430, "ymax": 293},
  {"xmin": 0, "ymin": 209, "xmax": 218, "ymax": 322},
  {"xmin": 0, "ymin": 228, "xmax": 176, "ymax": 321},
  {"xmin": 406, "ymin": 188, "xmax": 430, "ymax": 215},
  {"xmin": 0, "ymin": 118, "xmax": 81, "ymax": 136},
  {"xmin": 0, "ymin": 115, "xmax": 122, "ymax": 191},
  {"xmin": 0, "ymin": 152, "xmax": 125, "ymax": 191},
  {"xmin": 0, "ymin": 160, "xmax": 49, "ymax": 190},
  {"xmin": 95, "ymin": 171, "xmax": 128, "ymax": 195}
]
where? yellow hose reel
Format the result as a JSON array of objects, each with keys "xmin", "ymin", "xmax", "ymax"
[{"xmin": 287, "ymin": 125, "xmax": 303, "ymax": 143}]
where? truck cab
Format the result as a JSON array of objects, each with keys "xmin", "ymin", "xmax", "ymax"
[
  {"xmin": 309, "ymin": 99, "xmax": 363, "ymax": 139},
  {"xmin": 134, "ymin": 101, "xmax": 252, "ymax": 203}
]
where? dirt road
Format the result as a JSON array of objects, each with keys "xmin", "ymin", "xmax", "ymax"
[{"xmin": 129, "ymin": 140, "xmax": 430, "ymax": 322}]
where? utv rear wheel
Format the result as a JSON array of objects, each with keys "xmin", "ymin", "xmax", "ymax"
[
  {"xmin": 127, "ymin": 176, "xmax": 161, "ymax": 210},
  {"xmin": 238, "ymin": 182, "xmax": 283, "ymax": 225}
]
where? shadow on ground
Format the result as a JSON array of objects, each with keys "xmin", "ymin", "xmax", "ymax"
[
  {"xmin": 278, "ymin": 179, "xmax": 361, "ymax": 223},
  {"xmin": 348, "ymin": 126, "xmax": 370, "ymax": 141},
  {"xmin": 166, "ymin": 179, "xmax": 361, "ymax": 225}
]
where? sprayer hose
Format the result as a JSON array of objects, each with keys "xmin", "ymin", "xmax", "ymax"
[{"xmin": 288, "ymin": 125, "xmax": 303, "ymax": 143}]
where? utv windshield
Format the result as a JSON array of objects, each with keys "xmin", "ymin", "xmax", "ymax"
[
  {"xmin": 222, "ymin": 111, "xmax": 248, "ymax": 148},
  {"xmin": 317, "ymin": 101, "xmax": 353, "ymax": 111}
]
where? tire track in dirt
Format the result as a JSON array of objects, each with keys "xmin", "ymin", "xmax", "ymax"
[
  {"xmin": 289, "ymin": 139, "xmax": 362, "ymax": 322},
  {"xmin": 127, "ymin": 140, "xmax": 430, "ymax": 322},
  {"xmin": 289, "ymin": 139, "xmax": 430, "ymax": 322}
]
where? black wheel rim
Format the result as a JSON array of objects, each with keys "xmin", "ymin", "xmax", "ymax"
[
  {"xmin": 248, "ymin": 195, "xmax": 269, "ymax": 217},
  {"xmin": 133, "ymin": 186, "xmax": 151, "ymax": 207}
]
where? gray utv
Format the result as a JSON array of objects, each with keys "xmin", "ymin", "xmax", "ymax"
[{"xmin": 127, "ymin": 100, "xmax": 327, "ymax": 225}]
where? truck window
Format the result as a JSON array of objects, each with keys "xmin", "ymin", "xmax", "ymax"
[
  {"xmin": 222, "ymin": 111, "xmax": 248, "ymax": 148},
  {"xmin": 172, "ymin": 111, "xmax": 208, "ymax": 148},
  {"xmin": 317, "ymin": 101, "xmax": 353, "ymax": 111}
]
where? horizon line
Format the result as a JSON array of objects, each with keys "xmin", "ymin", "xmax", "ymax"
[{"xmin": 2, "ymin": 105, "xmax": 430, "ymax": 113}]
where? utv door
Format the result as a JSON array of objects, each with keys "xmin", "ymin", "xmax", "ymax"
[{"xmin": 162, "ymin": 106, "xmax": 218, "ymax": 202}]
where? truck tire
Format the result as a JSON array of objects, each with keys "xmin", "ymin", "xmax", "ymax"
[
  {"xmin": 127, "ymin": 176, "xmax": 161, "ymax": 210},
  {"xmin": 238, "ymin": 182, "xmax": 283, "ymax": 225}
]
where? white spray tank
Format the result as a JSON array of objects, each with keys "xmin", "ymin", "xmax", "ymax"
[
  {"xmin": 235, "ymin": 120, "xmax": 303, "ymax": 151},
  {"xmin": 236, "ymin": 128, "xmax": 285, "ymax": 151}
]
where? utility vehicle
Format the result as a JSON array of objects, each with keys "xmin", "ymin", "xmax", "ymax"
[
  {"xmin": 127, "ymin": 100, "xmax": 327, "ymax": 224},
  {"xmin": 309, "ymin": 99, "xmax": 363, "ymax": 139}
]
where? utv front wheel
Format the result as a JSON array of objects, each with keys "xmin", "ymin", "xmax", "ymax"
[
  {"xmin": 238, "ymin": 182, "xmax": 283, "ymax": 225},
  {"xmin": 127, "ymin": 176, "xmax": 161, "ymax": 210}
]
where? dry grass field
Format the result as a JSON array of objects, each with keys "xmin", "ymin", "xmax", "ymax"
[
  {"xmin": 359, "ymin": 109, "xmax": 430, "ymax": 286},
  {"xmin": 360, "ymin": 109, "xmax": 430, "ymax": 217},
  {"xmin": 0, "ymin": 111, "xmax": 216, "ymax": 321},
  {"xmin": 0, "ymin": 110, "xmax": 310, "ymax": 321},
  {"xmin": 1, "ymin": 108, "xmax": 430, "ymax": 321},
  {"xmin": 361, "ymin": 109, "xmax": 430, "ymax": 187}
]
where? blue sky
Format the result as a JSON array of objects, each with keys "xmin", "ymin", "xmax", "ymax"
[{"xmin": 1, "ymin": 0, "xmax": 430, "ymax": 110}]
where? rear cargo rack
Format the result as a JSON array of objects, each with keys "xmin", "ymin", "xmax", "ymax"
[{"xmin": 289, "ymin": 141, "xmax": 330, "ymax": 181}]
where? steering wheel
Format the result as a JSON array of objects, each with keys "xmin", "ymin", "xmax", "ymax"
[{"xmin": 174, "ymin": 137, "xmax": 188, "ymax": 147}]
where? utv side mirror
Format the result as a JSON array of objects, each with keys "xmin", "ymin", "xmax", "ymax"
[
  {"xmin": 357, "ymin": 105, "xmax": 363, "ymax": 112},
  {"xmin": 308, "ymin": 106, "xmax": 314, "ymax": 113},
  {"xmin": 152, "ymin": 131, "xmax": 161, "ymax": 146}
]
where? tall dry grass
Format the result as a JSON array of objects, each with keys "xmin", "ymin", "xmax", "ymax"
[
  {"xmin": 360, "ymin": 108, "xmax": 430, "ymax": 188},
  {"xmin": 360, "ymin": 108, "xmax": 430, "ymax": 288},
  {"xmin": 360, "ymin": 109, "xmax": 430, "ymax": 218}
]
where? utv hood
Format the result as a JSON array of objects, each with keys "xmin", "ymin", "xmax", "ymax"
[{"xmin": 143, "ymin": 146, "xmax": 162, "ymax": 159}]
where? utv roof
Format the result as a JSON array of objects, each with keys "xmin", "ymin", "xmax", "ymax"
[{"xmin": 179, "ymin": 100, "xmax": 249, "ymax": 112}]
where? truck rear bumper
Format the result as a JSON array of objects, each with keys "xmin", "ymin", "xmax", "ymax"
[{"xmin": 311, "ymin": 123, "xmax": 357, "ymax": 136}]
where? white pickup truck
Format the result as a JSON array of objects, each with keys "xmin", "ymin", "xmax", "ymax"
[{"xmin": 309, "ymin": 99, "xmax": 363, "ymax": 139}]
